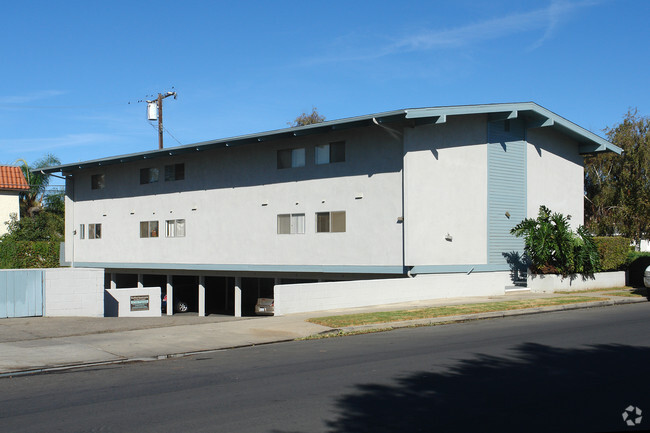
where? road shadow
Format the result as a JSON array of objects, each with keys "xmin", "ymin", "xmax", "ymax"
[{"xmin": 281, "ymin": 343, "xmax": 650, "ymax": 433}]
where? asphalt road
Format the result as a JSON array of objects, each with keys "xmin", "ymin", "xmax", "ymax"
[{"xmin": 1, "ymin": 303, "xmax": 650, "ymax": 433}]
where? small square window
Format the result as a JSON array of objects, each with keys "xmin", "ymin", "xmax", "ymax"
[
  {"xmin": 316, "ymin": 211, "xmax": 345, "ymax": 233},
  {"xmin": 140, "ymin": 168, "xmax": 159, "ymax": 184},
  {"xmin": 277, "ymin": 214, "xmax": 304, "ymax": 234},
  {"xmin": 166, "ymin": 219, "xmax": 186, "ymax": 237},
  {"xmin": 315, "ymin": 141, "xmax": 345, "ymax": 165},
  {"xmin": 140, "ymin": 221, "xmax": 159, "ymax": 238},
  {"xmin": 165, "ymin": 163, "xmax": 185, "ymax": 181},
  {"xmin": 277, "ymin": 148, "xmax": 305, "ymax": 169},
  {"xmin": 88, "ymin": 223, "xmax": 102, "ymax": 239},
  {"xmin": 91, "ymin": 174, "xmax": 105, "ymax": 190}
]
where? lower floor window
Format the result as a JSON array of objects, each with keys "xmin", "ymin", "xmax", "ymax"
[
  {"xmin": 88, "ymin": 223, "xmax": 102, "ymax": 239},
  {"xmin": 140, "ymin": 221, "xmax": 159, "ymax": 238},
  {"xmin": 316, "ymin": 211, "xmax": 346, "ymax": 233},
  {"xmin": 277, "ymin": 213, "xmax": 305, "ymax": 234},
  {"xmin": 166, "ymin": 219, "xmax": 186, "ymax": 237}
]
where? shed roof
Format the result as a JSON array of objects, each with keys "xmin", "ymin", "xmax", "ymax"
[
  {"xmin": 40, "ymin": 102, "xmax": 622, "ymax": 174},
  {"xmin": 0, "ymin": 166, "xmax": 30, "ymax": 191}
]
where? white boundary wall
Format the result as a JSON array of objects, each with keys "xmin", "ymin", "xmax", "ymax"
[
  {"xmin": 527, "ymin": 271, "xmax": 625, "ymax": 293},
  {"xmin": 274, "ymin": 272, "xmax": 511, "ymax": 316},
  {"xmin": 43, "ymin": 268, "xmax": 104, "ymax": 317},
  {"xmin": 105, "ymin": 287, "xmax": 161, "ymax": 317}
]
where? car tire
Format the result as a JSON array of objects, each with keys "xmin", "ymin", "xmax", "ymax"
[{"xmin": 175, "ymin": 301, "xmax": 189, "ymax": 313}]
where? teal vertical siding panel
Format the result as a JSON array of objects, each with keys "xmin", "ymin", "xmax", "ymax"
[
  {"xmin": 0, "ymin": 272, "xmax": 6, "ymax": 318},
  {"xmin": 487, "ymin": 119, "xmax": 526, "ymax": 265},
  {"xmin": 0, "ymin": 270, "xmax": 44, "ymax": 318}
]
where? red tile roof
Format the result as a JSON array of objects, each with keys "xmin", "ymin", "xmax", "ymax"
[{"xmin": 0, "ymin": 166, "xmax": 30, "ymax": 191}]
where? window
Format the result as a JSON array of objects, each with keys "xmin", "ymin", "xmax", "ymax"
[
  {"xmin": 316, "ymin": 211, "xmax": 346, "ymax": 233},
  {"xmin": 315, "ymin": 141, "xmax": 345, "ymax": 165},
  {"xmin": 140, "ymin": 221, "xmax": 159, "ymax": 238},
  {"xmin": 140, "ymin": 168, "xmax": 159, "ymax": 184},
  {"xmin": 277, "ymin": 148, "xmax": 305, "ymax": 169},
  {"xmin": 79, "ymin": 224, "xmax": 85, "ymax": 239},
  {"xmin": 165, "ymin": 163, "xmax": 185, "ymax": 181},
  {"xmin": 91, "ymin": 174, "xmax": 105, "ymax": 190},
  {"xmin": 166, "ymin": 219, "xmax": 186, "ymax": 237},
  {"xmin": 88, "ymin": 223, "xmax": 102, "ymax": 239},
  {"xmin": 277, "ymin": 213, "xmax": 305, "ymax": 234}
]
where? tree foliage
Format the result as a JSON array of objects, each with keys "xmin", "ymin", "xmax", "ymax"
[
  {"xmin": 290, "ymin": 107, "xmax": 325, "ymax": 127},
  {"xmin": 511, "ymin": 206, "xmax": 600, "ymax": 276},
  {"xmin": 585, "ymin": 109, "xmax": 650, "ymax": 248},
  {"xmin": 2, "ymin": 212, "xmax": 63, "ymax": 242},
  {"xmin": 16, "ymin": 153, "xmax": 61, "ymax": 217}
]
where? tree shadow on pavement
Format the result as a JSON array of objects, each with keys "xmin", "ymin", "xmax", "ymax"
[{"xmin": 323, "ymin": 343, "xmax": 650, "ymax": 433}]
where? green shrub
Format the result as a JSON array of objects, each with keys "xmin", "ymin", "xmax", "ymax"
[
  {"xmin": 593, "ymin": 237, "xmax": 631, "ymax": 271},
  {"xmin": 511, "ymin": 206, "xmax": 600, "ymax": 276},
  {"xmin": 0, "ymin": 241, "xmax": 60, "ymax": 269}
]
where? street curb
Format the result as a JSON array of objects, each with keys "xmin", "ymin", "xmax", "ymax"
[{"xmin": 329, "ymin": 297, "xmax": 647, "ymax": 335}]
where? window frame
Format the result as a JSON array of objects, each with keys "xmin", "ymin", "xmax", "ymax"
[
  {"xmin": 277, "ymin": 213, "xmax": 305, "ymax": 234},
  {"xmin": 91, "ymin": 174, "xmax": 105, "ymax": 190},
  {"xmin": 315, "ymin": 141, "xmax": 345, "ymax": 165},
  {"xmin": 164, "ymin": 163, "xmax": 185, "ymax": 182},
  {"xmin": 277, "ymin": 148, "xmax": 306, "ymax": 169},
  {"xmin": 315, "ymin": 211, "xmax": 346, "ymax": 233},
  {"xmin": 88, "ymin": 223, "xmax": 102, "ymax": 239},
  {"xmin": 140, "ymin": 220, "xmax": 159, "ymax": 238},
  {"xmin": 140, "ymin": 167, "xmax": 160, "ymax": 185},
  {"xmin": 165, "ymin": 219, "xmax": 186, "ymax": 237}
]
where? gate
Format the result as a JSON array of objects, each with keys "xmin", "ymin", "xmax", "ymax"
[{"xmin": 0, "ymin": 270, "xmax": 44, "ymax": 318}]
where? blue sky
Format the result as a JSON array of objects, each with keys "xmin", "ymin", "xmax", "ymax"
[{"xmin": 1, "ymin": 0, "xmax": 648, "ymax": 183}]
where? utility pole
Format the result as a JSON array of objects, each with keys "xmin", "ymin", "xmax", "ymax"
[{"xmin": 146, "ymin": 91, "xmax": 177, "ymax": 149}]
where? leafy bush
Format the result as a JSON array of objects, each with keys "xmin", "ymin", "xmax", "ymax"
[
  {"xmin": 593, "ymin": 237, "xmax": 631, "ymax": 271},
  {"xmin": 0, "ymin": 241, "xmax": 59, "ymax": 269},
  {"xmin": 511, "ymin": 206, "xmax": 600, "ymax": 276}
]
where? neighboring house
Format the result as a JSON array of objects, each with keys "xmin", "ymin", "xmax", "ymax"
[
  {"xmin": 0, "ymin": 166, "xmax": 29, "ymax": 237},
  {"xmin": 42, "ymin": 102, "xmax": 621, "ymax": 316}
]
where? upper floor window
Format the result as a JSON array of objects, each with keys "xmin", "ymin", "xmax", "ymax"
[
  {"xmin": 140, "ymin": 168, "xmax": 159, "ymax": 184},
  {"xmin": 88, "ymin": 223, "xmax": 102, "ymax": 239},
  {"xmin": 165, "ymin": 163, "xmax": 184, "ymax": 181},
  {"xmin": 140, "ymin": 221, "xmax": 159, "ymax": 238},
  {"xmin": 166, "ymin": 219, "xmax": 186, "ymax": 237},
  {"xmin": 91, "ymin": 174, "xmax": 105, "ymax": 190},
  {"xmin": 316, "ymin": 211, "xmax": 346, "ymax": 233},
  {"xmin": 277, "ymin": 213, "xmax": 305, "ymax": 234},
  {"xmin": 277, "ymin": 148, "xmax": 305, "ymax": 169},
  {"xmin": 315, "ymin": 141, "xmax": 345, "ymax": 165}
]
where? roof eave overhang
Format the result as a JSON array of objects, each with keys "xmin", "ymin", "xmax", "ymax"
[{"xmin": 40, "ymin": 102, "xmax": 621, "ymax": 174}]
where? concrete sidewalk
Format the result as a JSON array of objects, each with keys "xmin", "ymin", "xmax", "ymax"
[{"xmin": 0, "ymin": 290, "xmax": 646, "ymax": 376}]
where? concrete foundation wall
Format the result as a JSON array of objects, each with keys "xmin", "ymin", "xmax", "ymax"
[
  {"xmin": 43, "ymin": 268, "xmax": 104, "ymax": 317},
  {"xmin": 527, "ymin": 271, "xmax": 625, "ymax": 293},
  {"xmin": 274, "ymin": 271, "xmax": 510, "ymax": 315}
]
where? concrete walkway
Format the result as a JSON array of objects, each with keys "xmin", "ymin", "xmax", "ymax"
[{"xmin": 0, "ymin": 290, "xmax": 646, "ymax": 376}]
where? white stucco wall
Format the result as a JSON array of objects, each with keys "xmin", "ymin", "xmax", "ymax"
[
  {"xmin": 403, "ymin": 114, "xmax": 488, "ymax": 266},
  {"xmin": 527, "ymin": 271, "xmax": 625, "ymax": 292},
  {"xmin": 105, "ymin": 287, "xmax": 161, "ymax": 317},
  {"xmin": 526, "ymin": 128, "xmax": 584, "ymax": 228},
  {"xmin": 274, "ymin": 271, "xmax": 510, "ymax": 315},
  {"xmin": 66, "ymin": 127, "xmax": 404, "ymax": 270},
  {"xmin": 0, "ymin": 191, "xmax": 20, "ymax": 237},
  {"xmin": 43, "ymin": 268, "xmax": 104, "ymax": 317}
]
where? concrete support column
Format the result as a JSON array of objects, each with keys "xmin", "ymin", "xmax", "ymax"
[
  {"xmin": 137, "ymin": 274, "xmax": 144, "ymax": 289},
  {"xmin": 166, "ymin": 275, "xmax": 173, "ymax": 316},
  {"xmin": 198, "ymin": 275, "xmax": 206, "ymax": 317},
  {"xmin": 110, "ymin": 273, "xmax": 117, "ymax": 290},
  {"xmin": 234, "ymin": 276, "xmax": 242, "ymax": 318}
]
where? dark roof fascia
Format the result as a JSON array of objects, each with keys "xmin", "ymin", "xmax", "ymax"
[{"xmin": 40, "ymin": 102, "xmax": 620, "ymax": 174}]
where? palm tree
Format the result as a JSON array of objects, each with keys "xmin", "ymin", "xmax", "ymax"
[{"xmin": 16, "ymin": 154, "xmax": 61, "ymax": 218}]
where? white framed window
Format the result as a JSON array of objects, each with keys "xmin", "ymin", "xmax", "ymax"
[
  {"xmin": 166, "ymin": 219, "xmax": 186, "ymax": 237},
  {"xmin": 140, "ymin": 221, "xmax": 159, "ymax": 238},
  {"xmin": 316, "ymin": 211, "xmax": 346, "ymax": 233},
  {"xmin": 140, "ymin": 168, "xmax": 159, "ymax": 184},
  {"xmin": 277, "ymin": 148, "xmax": 305, "ymax": 169},
  {"xmin": 165, "ymin": 163, "xmax": 185, "ymax": 181},
  {"xmin": 91, "ymin": 174, "xmax": 105, "ymax": 190},
  {"xmin": 88, "ymin": 223, "xmax": 102, "ymax": 239},
  {"xmin": 277, "ymin": 213, "xmax": 305, "ymax": 234},
  {"xmin": 315, "ymin": 141, "xmax": 345, "ymax": 165},
  {"xmin": 79, "ymin": 224, "xmax": 85, "ymax": 239}
]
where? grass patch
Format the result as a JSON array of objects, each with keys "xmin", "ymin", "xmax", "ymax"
[
  {"xmin": 601, "ymin": 287, "xmax": 648, "ymax": 298},
  {"xmin": 555, "ymin": 287, "xmax": 630, "ymax": 294},
  {"xmin": 307, "ymin": 296, "xmax": 607, "ymax": 328}
]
